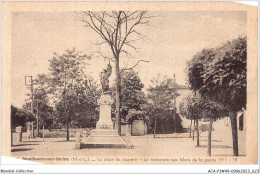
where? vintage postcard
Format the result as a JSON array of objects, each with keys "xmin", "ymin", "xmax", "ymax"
[{"xmin": 1, "ymin": 1, "xmax": 258, "ymax": 167}]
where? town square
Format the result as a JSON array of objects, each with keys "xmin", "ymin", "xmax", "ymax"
[{"xmin": 3, "ymin": 2, "xmax": 257, "ymax": 170}]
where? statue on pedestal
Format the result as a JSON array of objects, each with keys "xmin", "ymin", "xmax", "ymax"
[
  {"xmin": 75, "ymin": 63, "xmax": 131, "ymax": 149},
  {"xmin": 97, "ymin": 62, "xmax": 113, "ymax": 130},
  {"xmin": 78, "ymin": 62, "xmax": 129, "ymax": 149},
  {"xmin": 99, "ymin": 63, "xmax": 112, "ymax": 93}
]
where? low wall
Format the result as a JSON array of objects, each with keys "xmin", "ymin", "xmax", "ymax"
[
  {"xmin": 121, "ymin": 124, "xmax": 131, "ymax": 136},
  {"xmin": 131, "ymin": 120, "xmax": 147, "ymax": 136},
  {"xmin": 12, "ymin": 132, "xmax": 21, "ymax": 145}
]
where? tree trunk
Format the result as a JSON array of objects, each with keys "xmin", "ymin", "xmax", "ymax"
[
  {"xmin": 192, "ymin": 119, "xmax": 195, "ymax": 141},
  {"xmin": 37, "ymin": 114, "xmax": 39, "ymax": 137},
  {"xmin": 189, "ymin": 119, "xmax": 192, "ymax": 138},
  {"xmin": 174, "ymin": 112, "xmax": 177, "ymax": 133},
  {"xmin": 65, "ymin": 99, "xmax": 69, "ymax": 141},
  {"xmin": 174, "ymin": 98, "xmax": 177, "ymax": 133},
  {"xmin": 64, "ymin": 74, "xmax": 69, "ymax": 141},
  {"xmin": 196, "ymin": 119, "xmax": 200, "ymax": 146},
  {"xmin": 32, "ymin": 122, "xmax": 34, "ymax": 138},
  {"xmin": 230, "ymin": 111, "xmax": 238, "ymax": 156},
  {"xmin": 115, "ymin": 56, "xmax": 121, "ymax": 135},
  {"xmin": 43, "ymin": 125, "xmax": 45, "ymax": 141},
  {"xmin": 207, "ymin": 118, "xmax": 213, "ymax": 156},
  {"xmin": 154, "ymin": 117, "xmax": 157, "ymax": 138},
  {"xmin": 66, "ymin": 115, "xmax": 69, "ymax": 141}
]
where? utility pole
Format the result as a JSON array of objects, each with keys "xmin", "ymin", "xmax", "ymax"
[{"xmin": 25, "ymin": 75, "xmax": 34, "ymax": 138}]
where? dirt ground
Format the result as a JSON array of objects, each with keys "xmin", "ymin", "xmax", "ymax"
[{"xmin": 11, "ymin": 131, "xmax": 245, "ymax": 159}]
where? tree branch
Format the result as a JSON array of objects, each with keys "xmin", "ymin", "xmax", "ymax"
[
  {"xmin": 91, "ymin": 49, "xmax": 115, "ymax": 62},
  {"xmin": 120, "ymin": 59, "xmax": 150, "ymax": 74}
]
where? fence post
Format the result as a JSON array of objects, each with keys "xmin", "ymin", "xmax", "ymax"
[{"xmin": 75, "ymin": 132, "xmax": 81, "ymax": 149}]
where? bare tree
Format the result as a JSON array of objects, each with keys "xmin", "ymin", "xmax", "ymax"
[{"xmin": 76, "ymin": 11, "xmax": 152, "ymax": 134}]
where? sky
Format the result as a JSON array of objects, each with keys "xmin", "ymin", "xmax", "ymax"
[{"xmin": 11, "ymin": 11, "xmax": 246, "ymax": 108}]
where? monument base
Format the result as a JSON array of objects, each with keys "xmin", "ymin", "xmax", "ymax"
[
  {"xmin": 79, "ymin": 93, "xmax": 129, "ymax": 149},
  {"xmin": 80, "ymin": 129, "xmax": 126, "ymax": 148},
  {"xmin": 96, "ymin": 122, "xmax": 113, "ymax": 130}
]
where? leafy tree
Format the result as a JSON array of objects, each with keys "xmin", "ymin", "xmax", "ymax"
[
  {"xmin": 23, "ymin": 74, "xmax": 54, "ymax": 135},
  {"xmin": 75, "ymin": 77, "xmax": 101, "ymax": 128},
  {"xmin": 180, "ymin": 94, "xmax": 228, "ymax": 155},
  {"xmin": 126, "ymin": 109, "xmax": 147, "ymax": 123},
  {"xmin": 47, "ymin": 48, "xmax": 90, "ymax": 141},
  {"xmin": 179, "ymin": 94, "xmax": 203, "ymax": 146},
  {"xmin": 179, "ymin": 97, "xmax": 193, "ymax": 138},
  {"xmin": 25, "ymin": 49, "xmax": 100, "ymax": 138},
  {"xmin": 76, "ymin": 11, "xmax": 152, "ymax": 134},
  {"xmin": 201, "ymin": 98, "xmax": 228, "ymax": 156},
  {"xmin": 55, "ymin": 76, "xmax": 101, "ymax": 129},
  {"xmin": 11, "ymin": 105, "xmax": 35, "ymax": 130},
  {"xmin": 111, "ymin": 70, "xmax": 146, "ymax": 121},
  {"xmin": 145, "ymin": 75, "xmax": 182, "ymax": 136},
  {"xmin": 34, "ymin": 88, "xmax": 53, "ymax": 131},
  {"xmin": 33, "ymin": 74, "xmax": 54, "ymax": 131},
  {"xmin": 187, "ymin": 37, "xmax": 247, "ymax": 156}
]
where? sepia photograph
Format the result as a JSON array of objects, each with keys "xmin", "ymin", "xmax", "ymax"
[{"xmin": 1, "ymin": 1, "xmax": 258, "ymax": 170}]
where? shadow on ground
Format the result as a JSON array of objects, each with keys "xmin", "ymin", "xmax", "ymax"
[
  {"xmin": 195, "ymin": 145, "xmax": 231, "ymax": 149},
  {"xmin": 214, "ymin": 154, "xmax": 246, "ymax": 157},
  {"xmin": 11, "ymin": 148, "xmax": 33, "ymax": 152},
  {"xmin": 54, "ymin": 140, "xmax": 76, "ymax": 142},
  {"xmin": 12, "ymin": 144, "xmax": 39, "ymax": 147},
  {"xmin": 153, "ymin": 137, "xmax": 191, "ymax": 139},
  {"xmin": 200, "ymin": 139, "xmax": 222, "ymax": 142},
  {"xmin": 22, "ymin": 141, "xmax": 42, "ymax": 143}
]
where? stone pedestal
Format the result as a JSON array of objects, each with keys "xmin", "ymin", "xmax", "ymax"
[
  {"xmin": 80, "ymin": 94, "xmax": 127, "ymax": 148},
  {"xmin": 96, "ymin": 95, "xmax": 113, "ymax": 130}
]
